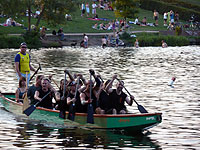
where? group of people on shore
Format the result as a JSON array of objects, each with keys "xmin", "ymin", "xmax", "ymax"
[
  {"xmin": 14, "ymin": 42, "xmax": 134, "ymax": 114},
  {"xmin": 81, "ymin": 1, "xmax": 113, "ymax": 17}
]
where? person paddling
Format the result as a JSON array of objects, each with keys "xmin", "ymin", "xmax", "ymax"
[
  {"xmin": 14, "ymin": 42, "xmax": 36, "ymax": 84},
  {"xmin": 27, "ymin": 75, "xmax": 44, "ymax": 105},
  {"xmin": 34, "ymin": 78, "xmax": 57, "ymax": 109},
  {"xmin": 106, "ymin": 75, "xmax": 135, "ymax": 114}
]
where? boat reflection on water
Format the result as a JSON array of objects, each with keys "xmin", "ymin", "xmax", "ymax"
[
  {"xmin": 10, "ymin": 116, "xmax": 161, "ymax": 149},
  {"xmin": 55, "ymin": 128, "xmax": 161, "ymax": 149}
]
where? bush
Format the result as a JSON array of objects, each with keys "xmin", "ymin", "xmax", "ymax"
[
  {"xmin": 23, "ymin": 30, "xmax": 41, "ymax": 49},
  {"xmin": 140, "ymin": 0, "xmax": 200, "ymax": 21},
  {"xmin": 0, "ymin": 35, "xmax": 24, "ymax": 49},
  {"xmin": 121, "ymin": 32, "xmax": 189, "ymax": 46}
]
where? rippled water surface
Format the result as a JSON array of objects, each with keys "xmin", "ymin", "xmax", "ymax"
[{"xmin": 0, "ymin": 46, "xmax": 200, "ymax": 149}]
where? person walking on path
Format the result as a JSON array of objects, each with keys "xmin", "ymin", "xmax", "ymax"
[{"xmin": 15, "ymin": 42, "xmax": 36, "ymax": 84}]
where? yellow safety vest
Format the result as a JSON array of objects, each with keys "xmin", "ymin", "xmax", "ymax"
[{"xmin": 18, "ymin": 52, "xmax": 30, "ymax": 74}]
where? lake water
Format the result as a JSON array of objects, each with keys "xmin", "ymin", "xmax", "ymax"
[{"xmin": 0, "ymin": 46, "xmax": 200, "ymax": 149}]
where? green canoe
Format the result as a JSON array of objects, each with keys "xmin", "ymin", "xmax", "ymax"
[{"xmin": 0, "ymin": 93, "xmax": 162, "ymax": 132}]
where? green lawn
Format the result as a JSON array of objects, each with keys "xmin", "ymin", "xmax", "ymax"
[{"xmin": 0, "ymin": 1, "xmax": 191, "ymax": 35}]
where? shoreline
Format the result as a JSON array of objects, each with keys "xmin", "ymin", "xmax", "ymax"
[{"xmin": 4, "ymin": 30, "xmax": 200, "ymax": 48}]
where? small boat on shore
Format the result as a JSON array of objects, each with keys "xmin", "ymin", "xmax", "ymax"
[{"xmin": 0, "ymin": 93, "xmax": 162, "ymax": 132}]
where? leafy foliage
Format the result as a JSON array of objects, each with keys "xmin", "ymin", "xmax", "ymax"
[{"xmin": 112, "ymin": 0, "xmax": 139, "ymax": 19}]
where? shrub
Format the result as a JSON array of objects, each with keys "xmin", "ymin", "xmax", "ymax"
[
  {"xmin": 0, "ymin": 35, "xmax": 24, "ymax": 49},
  {"xmin": 23, "ymin": 30, "xmax": 41, "ymax": 49},
  {"xmin": 140, "ymin": 0, "xmax": 200, "ymax": 21}
]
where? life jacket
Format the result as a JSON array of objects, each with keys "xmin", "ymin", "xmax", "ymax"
[{"xmin": 18, "ymin": 52, "xmax": 30, "ymax": 74}]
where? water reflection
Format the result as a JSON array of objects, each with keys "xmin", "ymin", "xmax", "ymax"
[{"xmin": 0, "ymin": 46, "xmax": 200, "ymax": 149}]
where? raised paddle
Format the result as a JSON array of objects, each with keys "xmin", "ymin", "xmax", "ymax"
[
  {"xmin": 23, "ymin": 90, "xmax": 51, "ymax": 116},
  {"xmin": 67, "ymin": 77, "xmax": 80, "ymax": 121},
  {"xmin": 87, "ymin": 72, "xmax": 94, "ymax": 124},
  {"xmin": 22, "ymin": 71, "xmax": 30, "ymax": 112},
  {"xmin": 116, "ymin": 78, "xmax": 148, "ymax": 113},
  {"xmin": 29, "ymin": 63, "xmax": 41, "ymax": 82},
  {"xmin": 59, "ymin": 70, "xmax": 67, "ymax": 119}
]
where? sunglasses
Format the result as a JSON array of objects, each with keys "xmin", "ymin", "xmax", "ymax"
[{"xmin": 21, "ymin": 46, "xmax": 27, "ymax": 48}]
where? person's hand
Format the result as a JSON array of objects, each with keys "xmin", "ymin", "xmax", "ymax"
[
  {"xmin": 130, "ymin": 95, "xmax": 135, "ymax": 100},
  {"xmin": 112, "ymin": 74, "xmax": 117, "ymax": 80},
  {"xmin": 88, "ymin": 99, "xmax": 93, "ymax": 103},
  {"xmin": 76, "ymin": 74, "xmax": 83, "ymax": 78},
  {"xmin": 64, "ymin": 69, "xmax": 69, "ymax": 74},
  {"xmin": 48, "ymin": 74, "xmax": 54, "ymax": 80},
  {"xmin": 89, "ymin": 69, "xmax": 95, "ymax": 75},
  {"xmin": 71, "ymin": 98, "xmax": 76, "ymax": 103},
  {"xmin": 37, "ymin": 98, "xmax": 42, "ymax": 101}
]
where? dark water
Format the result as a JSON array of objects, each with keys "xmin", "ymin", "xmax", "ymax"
[{"xmin": 0, "ymin": 46, "xmax": 200, "ymax": 149}]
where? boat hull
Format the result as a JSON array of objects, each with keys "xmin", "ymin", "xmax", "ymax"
[{"xmin": 0, "ymin": 93, "xmax": 162, "ymax": 132}]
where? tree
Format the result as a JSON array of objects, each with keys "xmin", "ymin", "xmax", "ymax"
[
  {"xmin": 112, "ymin": 0, "xmax": 140, "ymax": 19},
  {"xmin": 0, "ymin": 0, "xmax": 76, "ymax": 31}
]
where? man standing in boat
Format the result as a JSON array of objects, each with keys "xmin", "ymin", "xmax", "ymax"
[{"xmin": 14, "ymin": 42, "xmax": 36, "ymax": 83}]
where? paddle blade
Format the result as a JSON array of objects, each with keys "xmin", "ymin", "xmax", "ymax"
[
  {"xmin": 67, "ymin": 104, "xmax": 75, "ymax": 121},
  {"xmin": 87, "ymin": 104, "xmax": 94, "ymax": 124},
  {"xmin": 22, "ymin": 94, "xmax": 29, "ymax": 112},
  {"xmin": 138, "ymin": 105, "xmax": 148, "ymax": 113},
  {"xmin": 23, "ymin": 105, "xmax": 36, "ymax": 116}
]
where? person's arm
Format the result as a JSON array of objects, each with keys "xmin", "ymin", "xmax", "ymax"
[
  {"xmin": 67, "ymin": 96, "xmax": 76, "ymax": 105},
  {"xmin": 105, "ymin": 74, "xmax": 117, "ymax": 93},
  {"xmin": 34, "ymin": 90, "xmax": 42, "ymax": 101},
  {"xmin": 29, "ymin": 54, "xmax": 36, "ymax": 72},
  {"xmin": 125, "ymin": 95, "xmax": 134, "ymax": 106},
  {"xmin": 15, "ymin": 54, "xmax": 22, "ymax": 78},
  {"xmin": 15, "ymin": 89, "xmax": 20, "ymax": 102},
  {"xmin": 15, "ymin": 62, "xmax": 22, "ymax": 78},
  {"xmin": 65, "ymin": 69, "xmax": 74, "ymax": 81},
  {"xmin": 29, "ymin": 64, "xmax": 36, "ymax": 72},
  {"xmin": 89, "ymin": 69, "xmax": 101, "ymax": 87},
  {"xmin": 80, "ymin": 93, "xmax": 89, "ymax": 105}
]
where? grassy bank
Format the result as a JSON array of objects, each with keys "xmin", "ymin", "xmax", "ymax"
[{"xmin": 0, "ymin": 7, "xmax": 169, "ymax": 35}]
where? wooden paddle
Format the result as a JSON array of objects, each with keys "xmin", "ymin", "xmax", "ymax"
[
  {"xmin": 59, "ymin": 70, "xmax": 67, "ymax": 119},
  {"xmin": 67, "ymin": 77, "xmax": 80, "ymax": 121},
  {"xmin": 29, "ymin": 63, "xmax": 41, "ymax": 82},
  {"xmin": 116, "ymin": 78, "xmax": 148, "ymax": 113},
  {"xmin": 22, "ymin": 71, "xmax": 29, "ymax": 112},
  {"xmin": 87, "ymin": 73, "xmax": 94, "ymax": 124},
  {"xmin": 23, "ymin": 90, "xmax": 51, "ymax": 116}
]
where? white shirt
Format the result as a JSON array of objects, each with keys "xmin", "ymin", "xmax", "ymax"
[
  {"xmin": 84, "ymin": 36, "xmax": 88, "ymax": 42},
  {"xmin": 92, "ymin": 3, "xmax": 97, "ymax": 9}
]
